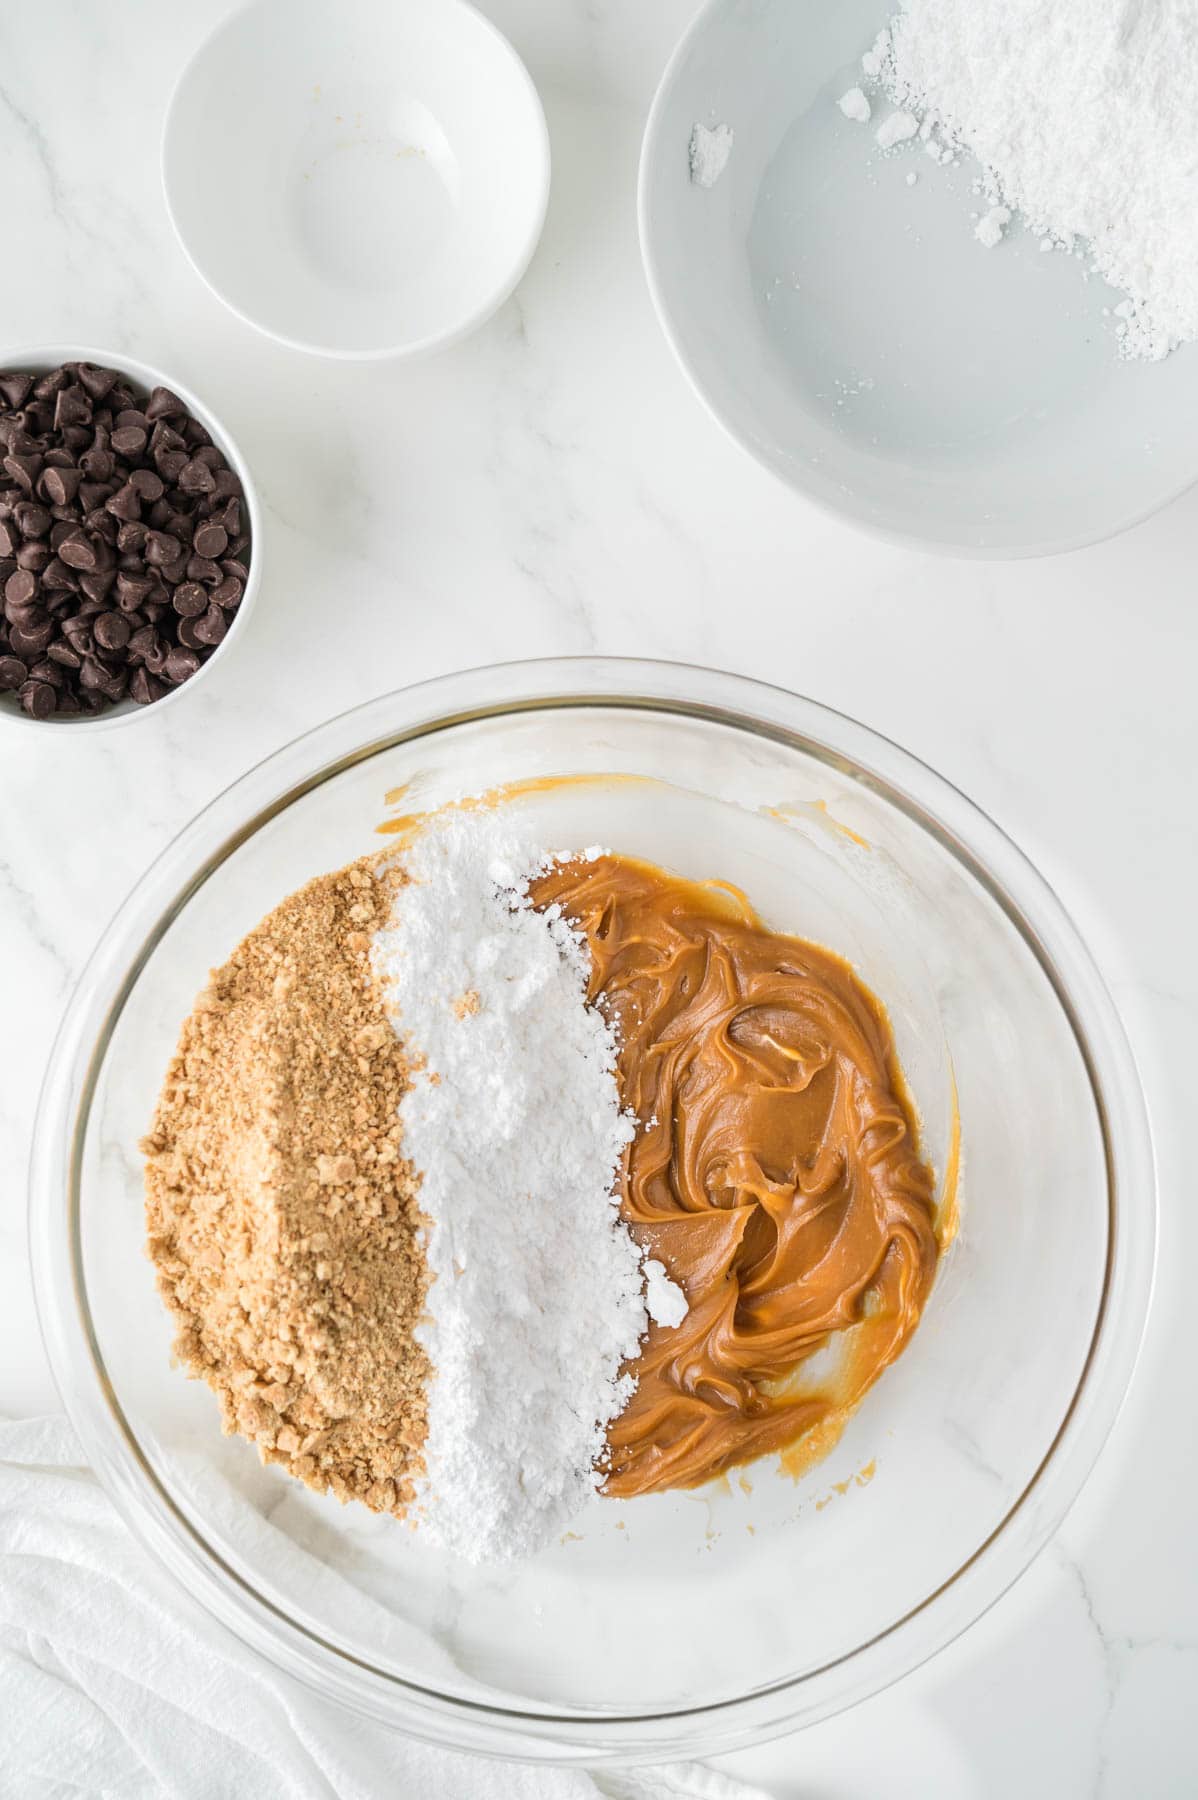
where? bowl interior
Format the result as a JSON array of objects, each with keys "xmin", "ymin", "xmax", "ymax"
[
  {"xmin": 164, "ymin": 0, "xmax": 548, "ymax": 356},
  {"xmin": 640, "ymin": 0, "xmax": 1198, "ymax": 553},
  {"xmin": 76, "ymin": 700, "xmax": 1108, "ymax": 1721}
]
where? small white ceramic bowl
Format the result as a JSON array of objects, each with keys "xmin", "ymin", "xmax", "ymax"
[
  {"xmin": 163, "ymin": 0, "xmax": 551, "ymax": 361},
  {"xmin": 640, "ymin": 0, "xmax": 1198, "ymax": 556},
  {"xmin": 0, "ymin": 346, "xmax": 260, "ymax": 733}
]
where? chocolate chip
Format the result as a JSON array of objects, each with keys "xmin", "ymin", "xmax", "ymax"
[
  {"xmin": 4, "ymin": 453, "xmax": 41, "ymax": 494},
  {"xmin": 4, "ymin": 598, "xmax": 42, "ymax": 628},
  {"xmin": 54, "ymin": 386, "xmax": 92, "ymax": 430},
  {"xmin": 15, "ymin": 540, "xmax": 51, "ymax": 573},
  {"xmin": 93, "ymin": 610, "xmax": 131, "ymax": 652},
  {"xmin": 126, "ymin": 624, "xmax": 157, "ymax": 661},
  {"xmin": 79, "ymin": 480, "xmax": 115, "ymax": 513},
  {"xmin": 176, "ymin": 616, "xmax": 205, "ymax": 650},
  {"xmin": 14, "ymin": 612, "xmax": 42, "ymax": 644},
  {"xmin": 186, "ymin": 555, "xmax": 221, "ymax": 587},
  {"xmin": 18, "ymin": 677, "xmax": 56, "ymax": 718},
  {"xmin": 46, "ymin": 639, "xmax": 82, "ymax": 670},
  {"xmin": 192, "ymin": 521, "xmax": 228, "ymax": 560},
  {"xmin": 75, "ymin": 363, "xmax": 118, "ymax": 403},
  {"xmin": 64, "ymin": 631, "xmax": 94, "ymax": 664},
  {"xmin": 40, "ymin": 465, "xmax": 81, "ymax": 507},
  {"xmin": 110, "ymin": 425, "xmax": 147, "ymax": 458},
  {"xmin": 145, "ymin": 386, "xmax": 187, "ymax": 422},
  {"xmin": 9, "ymin": 619, "xmax": 54, "ymax": 657},
  {"xmin": 211, "ymin": 575, "xmax": 243, "ymax": 609},
  {"xmin": 0, "ymin": 519, "xmax": 19, "ymax": 558},
  {"xmin": 116, "ymin": 572, "xmax": 153, "ymax": 610},
  {"xmin": 178, "ymin": 457, "xmax": 216, "ymax": 495},
  {"xmin": 0, "ymin": 374, "xmax": 32, "ymax": 410},
  {"xmin": 33, "ymin": 368, "xmax": 68, "ymax": 401},
  {"xmin": 154, "ymin": 448, "xmax": 188, "ymax": 483},
  {"xmin": 58, "ymin": 532, "xmax": 98, "ymax": 572},
  {"xmin": 164, "ymin": 645, "xmax": 200, "ymax": 684},
  {"xmin": 150, "ymin": 421, "xmax": 185, "ymax": 456},
  {"xmin": 129, "ymin": 468, "xmax": 164, "ymax": 502},
  {"xmin": 0, "ymin": 654, "xmax": 27, "ymax": 688},
  {"xmin": 41, "ymin": 557, "xmax": 76, "ymax": 592},
  {"xmin": 143, "ymin": 529, "xmax": 181, "ymax": 567},
  {"xmin": 105, "ymin": 482, "xmax": 142, "ymax": 523},
  {"xmin": 171, "ymin": 582, "xmax": 207, "ymax": 618},
  {"xmin": 193, "ymin": 604, "xmax": 227, "ymax": 646},
  {"xmin": 142, "ymin": 635, "xmax": 170, "ymax": 677},
  {"xmin": 29, "ymin": 656, "xmax": 65, "ymax": 690},
  {"xmin": 79, "ymin": 444, "xmax": 115, "ymax": 482},
  {"xmin": 5, "ymin": 568, "xmax": 37, "ymax": 609},
  {"xmin": 16, "ymin": 501, "xmax": 51, "ymax": 538},
  {"xmin": 128, "ymin": 665, "xmax": 167, "ymax": 705},
  {"xmin": 79, "ymin": 569, "xmax": 115, "ymax": 604}
]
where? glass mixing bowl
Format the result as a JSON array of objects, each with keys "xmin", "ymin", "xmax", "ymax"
[{"xmin": 30, "ymin": 659, "xmax": 1155, "ymax": 1763}]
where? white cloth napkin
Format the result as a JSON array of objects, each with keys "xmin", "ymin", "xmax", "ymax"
[{"xmin": 0, "ymin": 1417, "xmax": 770, "ymax": 1800}]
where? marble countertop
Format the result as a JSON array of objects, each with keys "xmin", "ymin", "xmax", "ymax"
[{"xmin": 1, "ymin": 3, "xmax": 1194, "ymax": 1794}]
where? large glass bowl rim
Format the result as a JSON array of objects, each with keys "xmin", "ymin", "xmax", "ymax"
[{"xmin": 29, "ymin": 656, "xmax": 1157, "ymax": 1761}]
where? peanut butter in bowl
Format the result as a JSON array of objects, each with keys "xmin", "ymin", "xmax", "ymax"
[{"xmin": 530, "ymin": 851, "xmax": 945, "ymax": 1499}]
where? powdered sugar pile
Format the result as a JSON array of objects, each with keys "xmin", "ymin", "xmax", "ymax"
[
  {"xmin": 373, "ymin": 810, "xmax": 684, "ymax": 1564},
  {"xmin": 845, "ymin": 2, "xmax": 1198, "ymax": 359}
]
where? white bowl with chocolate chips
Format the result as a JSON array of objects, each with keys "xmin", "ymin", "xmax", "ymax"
[{"xmin": 0, "ymin": 346, "xmax": 259, "ymax": 730}]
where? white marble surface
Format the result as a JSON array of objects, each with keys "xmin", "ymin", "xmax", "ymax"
[{"xmin": 0, "ymin": 2, "xmax": 1194, "ymax": 1794}]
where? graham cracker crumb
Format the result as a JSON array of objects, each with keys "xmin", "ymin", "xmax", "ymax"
[
  {"xmin": 141, "ymin": 858, "xmax": 429, "ymax": 1516},
  {"xmin": 452, "ymin": 989, "xmax": 481, "ymax": 1019}
]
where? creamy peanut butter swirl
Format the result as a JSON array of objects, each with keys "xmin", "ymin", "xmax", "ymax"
[{"xmin": 530, "ymin": 853, "xmax": 941, "ymax": 1497}]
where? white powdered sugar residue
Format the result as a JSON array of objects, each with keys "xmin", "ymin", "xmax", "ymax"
[
  {"xmin": 852, "ymin": 0, "xmax": 1198, "ymax": 359},
  {"xmin": 688, "ymin": 121, "xmax": 734, "ymax": 189},
  {"xmin": 837, "ymin": 86, "xmax": 871, "ymax": 124},
  {"xmin": 643, "ymin": 1258, "xmax": 688, "ymax": 1329},
  {"xmin": 874, "ymin": 108, "xmax": 919, "ymax": 151},
  {"xmin": 373, "ymin": 810, "xmax": 684, "ymax": 1565},
  {"xmin": 975, "ymin": 204, "xmax": 1011, "ymax": 249}
]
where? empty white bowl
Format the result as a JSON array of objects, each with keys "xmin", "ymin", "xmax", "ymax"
[
  {"xmin": 640, "ymin": 0, "xmax": 1198, "ymax": 556},
  {"xmin": 0, "ymin": 346, "xmax": 260, "ymax": 733},
  {"xmin": 163, "ymin": 0, "xmax": 550, "ymax": 361}
]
